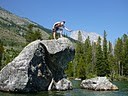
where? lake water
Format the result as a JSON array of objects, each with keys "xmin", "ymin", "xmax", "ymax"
[{"xmin": 0, "ymin": 80, "xmax": 128, "ymax": 96}]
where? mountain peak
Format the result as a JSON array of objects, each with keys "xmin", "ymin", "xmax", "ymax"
[{"xmin": 70, "ymin": 30, "xmax": 103, "ymax": 42}]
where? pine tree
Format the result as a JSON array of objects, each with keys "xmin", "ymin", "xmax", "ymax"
[
  {"xmin": 25, "ymin": 24, "xmax": 42, "ymax": 43},
  {"xmin": 92, "ymin": 42, "xmax": 97, "ymax": 74},
  {"xmin": 122, "ymin": 34, "xmax": 127, "ymax": 43},
  {"xmin": 77, "ymin": 56, "xmax": 86, "ymax": 79},
  {"xmin": 96, "ymin": 36, "xmax": 104, "ymax": 76},
  {"xmin": 78, "ymin": 31, "xmax": 83, "ymax": 42},
  {"xmin": 25, "ymin": 24, "xmax": 34, "ymax": 42},
  {"xmin": 102, "ymin": 30, "xmax": 110, "ymax": 76},
  {"xmin": 33, "ymin": 29, "xmax": 42, "ymax": 40},
  {"xmin": 0, "ymin": 40, "xmax": 4, "ymax": 70},
  {"xmin": 114, "ymin": 38, "xmax": 123, "ymax": 76},
  {"xmin": 75, "ymin": 42, "xmax": 84, "ymax": 78},
  {"xmin": 73, "ymin": 30, "xmax": 84, "ymax": 78},
  {"xmin": 122, "ymin": 35, "xmax": 128, "ymax": 75},
  {"xmin": 65, "ymin": 61, "xmax": 74, "ymax": 77},
  {"xmin": 84, "ymin": 37, "xmax": 93, "ymax": 78},
  {"xmin": 108, "ymin": 41, "xmax": 117, "ymax": 80}
]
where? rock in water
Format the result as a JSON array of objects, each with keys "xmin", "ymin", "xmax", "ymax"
[
  {"xmin": 80, "ymin": 77, "xmax": 118, "ymax": 91},
  {"xmin": 55, "ymin": 78, "xmax": 73, "ymax": 91},
  {"xmin": 0, "ymin": 37, "xmax": 75, "ymax": 92},
  {"xmin": 48, "ymin": 78, "xmax": 72, "ymax": 91}
]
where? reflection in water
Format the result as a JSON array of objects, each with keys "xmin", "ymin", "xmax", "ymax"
[{"xmin": 0, "ymin": 81, "xmax": 128, "ymax": 96}]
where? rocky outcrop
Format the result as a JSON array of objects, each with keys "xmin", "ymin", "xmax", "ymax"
[
  {"xmin": 48, "ymin": 78, "xmax": 72, "ymax": 91},
  {"xmin": 80, "ymin": 77, "xmax": 118, "ymax": 91},
  {"xmin": 0, "ymin": 37, "xmax": 75, "ymax": 92}
]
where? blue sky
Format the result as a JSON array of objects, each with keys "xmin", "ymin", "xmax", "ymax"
[{"xmin": 0, "ymin": 0, "xmax": 128, "ymax": 43}]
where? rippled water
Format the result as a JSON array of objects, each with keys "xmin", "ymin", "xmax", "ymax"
[{"xmin": 0, "ymin": 80, "xmax": 128, "ymax": 96}]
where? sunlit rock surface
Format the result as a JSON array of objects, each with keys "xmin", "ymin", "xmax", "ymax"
[{"xmin": 80, "ymin": 77, "xmax": 118, "ymax": 91}]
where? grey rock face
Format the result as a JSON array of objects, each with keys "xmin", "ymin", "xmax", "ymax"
[
  {"xmin": 0, "ymin": 37, "xmax": 75, "ymax": 92},
  {"xmin": 48, "ymin": 78, "xmax": 72, "ymax": 91},
  {"xmin": 55, "ymin": 78, "xmax": 72, "ymax": 91},
  {"xmin": 80, "ymin": 77, "xmax": 118, "ymax": 91}
]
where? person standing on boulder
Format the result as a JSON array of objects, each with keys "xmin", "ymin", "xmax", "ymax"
[{"xmin": 52, "ymin": 21, "xmax": 72, "ymax": 39}]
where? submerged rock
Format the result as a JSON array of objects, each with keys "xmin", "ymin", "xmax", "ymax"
[
  {"xmin": 0, "ymin": 37, "xmax": 75, "ymax": 92},
  {"xmin": 80, "ymin": 77, "xmax": 118, "ymax": 91}
]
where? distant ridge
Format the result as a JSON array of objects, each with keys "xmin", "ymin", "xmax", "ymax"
[
  {"xmin": 0, "ymin": 6, "xmax": 51, "ymax": 46},
  {"xmin": 70, "ymin": 30, "xmax": 103, "ymax": 42}
]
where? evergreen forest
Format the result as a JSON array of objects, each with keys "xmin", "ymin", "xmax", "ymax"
[{"xmin": 65, "ymin": 30, "xmax": 128, "ymax": 81}]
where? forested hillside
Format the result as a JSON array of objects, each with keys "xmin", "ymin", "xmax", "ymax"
[
  {"xmin": 0, "ymin": 7, "xmax": 51, "ymax": 46},
  {"xmin": 0, "ymin": 7, "xmax": 52, "ymax": 68}
]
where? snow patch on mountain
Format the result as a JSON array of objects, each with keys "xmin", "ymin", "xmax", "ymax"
[{"xmin": 70, "ymin": 30, "xmax": 103, "ymax": 42}]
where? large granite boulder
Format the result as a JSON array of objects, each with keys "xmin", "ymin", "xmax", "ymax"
[
  {"xmin": 80, "ymin": 77, "xmax": 118, "ymax": 91},
  {"xmin": 0, "ymin": 37, "xmax": 75, "ymax": 92}
]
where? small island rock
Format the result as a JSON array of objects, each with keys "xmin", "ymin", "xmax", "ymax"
[{"xmin": 80, "ymin": 77, "xmax": 118, "ymax": 91}]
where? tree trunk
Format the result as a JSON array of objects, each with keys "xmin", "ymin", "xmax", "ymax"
[
  {"xmin": 118, "ymin": 61, "xmax": 120, "ymax": 76},
  {"xmin": 121, "ymin": 64, "xmax": 123, "ymax": 76}
]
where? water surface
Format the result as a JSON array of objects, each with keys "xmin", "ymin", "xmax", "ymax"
[{"xmin": 0, "ymin": 80, "xmax": 128, "ymax": 96}]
